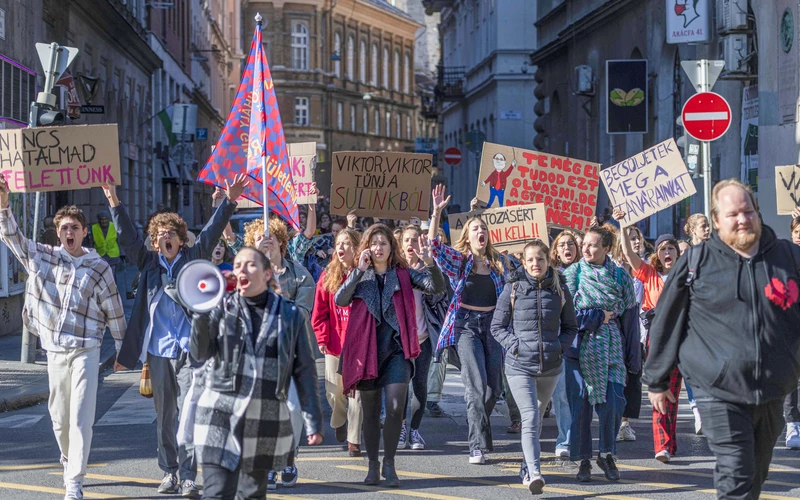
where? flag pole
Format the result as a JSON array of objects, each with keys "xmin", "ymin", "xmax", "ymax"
[{"xmin": 255, "ymin": 12, "xmax": 270, "ymax": 238}]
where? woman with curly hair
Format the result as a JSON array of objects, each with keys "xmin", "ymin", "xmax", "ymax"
[
  {"xmin": 551, "ymin": 231, "xmax": 580, "ymax": 272},
  {"xmin": 684, "ymin": 213, "xmax": 710, "ymax": 245},
  {"xmin": 311, "ymin": 228, "xmax": 364, "ymax": 457},
  {"xmin": 335, "ymin": 224, "xmax": 445, "ymax": 487}
]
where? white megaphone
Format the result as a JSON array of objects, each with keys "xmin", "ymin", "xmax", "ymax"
[{"xmin": 175, "ymin": 260, "xmax": 227, "ymax": 313}]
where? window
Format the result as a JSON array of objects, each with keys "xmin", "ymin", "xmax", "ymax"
[
  {"xmin": 396, "ymin": 114, "xmax": 401, "ymax": 138},
  {"xmin": 294, "ymin": 97, "xmax": 309, "ymax": 126},
  {"xmin": 291, "ymin": 23, "xmax": 309, "ymax": 70},
  {"xmin": 333, "ymin": 32, "xmax": 341, "ymax": 77},
  {"xmin": 346, "ymin": 35, "xmax": 355, "ymax": 80},
  {"xmin": 1, "ymin": 59, "xmax": 37, "ymax": 125},
  {"xmin": 337, "ymin": 102, "xmax": 343, "ymax": 130},
  {"xmin": 393, "ymin": 49, "xmax": 400, "ymax": 91},
  {"xmin": 371, "ymin": 43, "xmax": 379, "ymax": 86},
  {"xmin": 386, "ymin": 111, "xmax": 391, "ymax": 137},
  {"xmin": 362, "ymin": 107, "xmax": 368, "ymax": 133},
  {"xmin": 406, "ymin": 115, "xmax": 412, "ymax": 139},
  {"xmin": 374, "ymin": 109, "xmax": 380, "ymax": 135},
  {"xmin": 404, "ymin": 53, "xmax": 411, "ymax": 93},
  {"xmin": 359, "ymin": 40, "xmax": 367, "ymax": 82},
  {"xmin": 383, "ymin": 46, "xmax": 390, "ymax": 88},
  {"xmin": 350, "ymin": 104, "xmax": 356, "ymax": 132}
]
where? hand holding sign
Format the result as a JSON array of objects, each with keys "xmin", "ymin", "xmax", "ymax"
[
  {"xmin": 101, "ymin": 183, "xmax": 120, "ymax": 208},
  {"xmin": 0, "ymin": 173, "xmax": 9, "ymax": 209}
]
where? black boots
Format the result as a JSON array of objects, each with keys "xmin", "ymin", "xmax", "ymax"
[
  {"xmin": 364, "ymin": 460, "xmax": 380, "ymax": 485},
  {"xmin": 382, "ymin": 458, "xmax": 400, "ymax": 488}
]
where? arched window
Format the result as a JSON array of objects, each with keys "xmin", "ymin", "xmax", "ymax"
[
  {"xmin": 404, "ymin": 52, "xmax": 411, "ymax": 93},
  {"xmin": 359, "ymin": 40, "xmax": 367, "ymax": 83},
  {"xmin": 333, "ymin": 32, "xmax": 341, "ymax": 77},
  {"xmin": 393, "ymin": 48, "xmax": 400, "ymax": 91},
  {"xmin": 346, "ymin": 35, "xmax": 355, "ymax": 80},
  {"xmin": 383, "ymin": 46, "xmax": 390, "ymax": 88},
  {"xmin": 291, "ymin": 22, "xmax": 308, "ymax": 70},
  {"xmin": 371, "ymin": 42, "xmax": 379, "ymax": 86}
]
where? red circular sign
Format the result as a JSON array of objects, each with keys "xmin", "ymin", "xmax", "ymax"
[
  {"xmin": 444, "ymin": 147, "xmax": 462, "ymax": 165},
  {"xmin": 681, "ymin": 92, "xmax": 732, "ymax": 142}
]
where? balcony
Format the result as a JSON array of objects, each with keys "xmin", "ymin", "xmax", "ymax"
[
  {"xmin": 436, "ymin": 65, "xmax": 465, "ymax": 101},
  {"xmin": 422, "ymin": 0, "xmax": 456, "ymax": 15}
]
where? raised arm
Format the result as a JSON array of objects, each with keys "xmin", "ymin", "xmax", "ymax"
[
  {"xmin": 193, "ymin": 174, "xmax": 248, "ymax": 259},
  {"xmin": 614, "ymin": 208, "xmax": 643, "ymax": 272},
  {"xmin": 0, "ymin": 173, "xmax": 39, "ymax": 270},
  {"xmin": 408, "ymin": 235, "xmax": 446, "ymax": 295},
  {"xmin": 304, "ymin": 184, "xmax": 318, "ymax": 240},
  {"xmin": 428, "ymin": 184, "xmax": 451, "ymax": 242},
  {"xmin": 104, "ymin": 184, "xmax": 149, "ymax": 269}
]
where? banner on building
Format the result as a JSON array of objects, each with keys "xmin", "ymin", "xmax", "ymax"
[
  {"xmin": 775, "ymin": 165, "xmax": 800, "ymax": 215},
  {"xmin": 288, "ymin": 142, "xmax": 317, "ymax": 204},
  {"xmin": 600, "ymin": 138, "xmax": 696, "ymax": 227},
  {"xmin": 448, "ymin": 203, "xmax": 548, "ymax": 254},
  {"xmin": 330, "ymin": 151, "xmax": 433, "ymax": 219},
  {"xmin": 606, "ymin": 59, "xmax": 648, "ymax": 134},
  {"xmin": 666, "ymin": 0, "xmax": 710, "ymax": 44},
  {"xmin": 741, "ymin": 84, "xmax": 758, "ymax": 189},
  {"xmin": 475, "ymin": 141, "xmax": 600, "ymax": 232},
  {"xmin": 0, "ymin": 124, "xmax": 120, "ymax": 193}
]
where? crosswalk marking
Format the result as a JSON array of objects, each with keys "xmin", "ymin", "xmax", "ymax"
[
  {"xmin": 0, "ymin": 481, "xmax": 118, "ymax": 499},
  {"xmin": 0, "ymin": 413, "xmax": 47, "ymax": 429},
  {"xmin": 299, "ymin": 476, "xmax": 478, "ymax": 499},
  {"xmin": 95, "ymin": 383, "xmax": 156, "ymax": 426},
  {"xmin": 0, "ymin": 463, "xmax": 107, "ymax": 472}
]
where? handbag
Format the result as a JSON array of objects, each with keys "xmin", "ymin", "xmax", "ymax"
[{"xmin": 139, "ymin": 361, "xmax": 153, "ymax": 398}]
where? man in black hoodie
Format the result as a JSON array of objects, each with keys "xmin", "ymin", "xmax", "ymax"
[{"xmin": 644, "ymin": 179, "xmax": 800, "ymax": 499}]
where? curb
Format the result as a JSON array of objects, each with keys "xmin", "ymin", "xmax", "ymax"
[{"xmin": 0, "ymin": 348, "xmax": 118, "ymax": 413}]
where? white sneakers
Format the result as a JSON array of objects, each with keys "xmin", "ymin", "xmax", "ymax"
[
  {"xmin": 555, "ymin": 447, "xmax": 570, "ymax": 459},
  {"xmin": 655, "ymin": 450, "xmax": 671, "ymax": 463},
  {"xmin": 469, "ymin": 449, "xmax": 485, "ymax": 464},
  {"xmin": 520, "ymin": 463, "xmax": 545, "ymax": 494},
  {"xmin": 617, "ymin": 421, "xmax": 636, "ymax": 442},
  {"xmin": 787, "ymin": 422, "xmax": 800, "ymax": 449},
  {"xmin": 64, "ymin": 481, "xmax": 83, "ymax": 500},
  {"xmin": 410, "ymin": 429, "xmax": 426, "ymax": 450},
  {"xmin": 693, "ymin": 406, "xmax": 703, "ymax": 435}
]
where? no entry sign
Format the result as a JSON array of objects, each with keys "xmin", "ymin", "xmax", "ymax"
[
  {"xmin": 681, "ymin": 92, "xmax": 732, "ymax": 142},
  {"xmin": 444, "ymin": 147, "xmax": 462, "ymax": 165}
]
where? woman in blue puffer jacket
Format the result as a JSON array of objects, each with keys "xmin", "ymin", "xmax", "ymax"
[{"xmin": 490, "ymin": 240, "xmax": 578, "ymax": 494}]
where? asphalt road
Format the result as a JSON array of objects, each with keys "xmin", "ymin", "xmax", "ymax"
[{"xmin": 1, "ymin": 366, "xmax": 799, "ymax": 499}]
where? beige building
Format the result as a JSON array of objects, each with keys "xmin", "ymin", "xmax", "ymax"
[{"xmin": 242, "ymin": 0, "xmax": 421, "ymax": 193}]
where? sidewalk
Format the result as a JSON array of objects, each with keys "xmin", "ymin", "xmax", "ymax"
[{"xmin": 0, "ymin": 264, "xmax": 138, "ymax": 412}]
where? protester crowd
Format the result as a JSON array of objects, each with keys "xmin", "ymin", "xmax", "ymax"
[{"xmin": 2, "ymin": 171, "xmax": 800, "ymax": 500}]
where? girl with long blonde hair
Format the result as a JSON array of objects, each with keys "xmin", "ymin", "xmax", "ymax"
[{"xmin": 427, "ymin": 184, "xmax": 517, "ymax": 465}]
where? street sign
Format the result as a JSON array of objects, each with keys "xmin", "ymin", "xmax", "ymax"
[
  {"xmin": 196, "ymin": 128, "xmax": 208, "ymax": 141},
  {"xmin": 681, "ymin": 60, "xmax": 724, "ymax": 93},
  {"xmin": 35, "ymin": 43, "xmax": 79, "ymax": 96},
  {"xmin": 444, "ymin": 147, "xmax": 462, "ymax": 165},
  {"xmin": 681, "ymin": 92, "xmax": 732, "ymax": 141}
]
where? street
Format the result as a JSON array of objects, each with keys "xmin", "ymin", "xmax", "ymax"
[{"xmin": 0, "ymin": 365, "xmax": 799, "ymax": 499}]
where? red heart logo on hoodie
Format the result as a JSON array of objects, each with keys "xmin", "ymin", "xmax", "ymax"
[{"xmin": 764, "ymin": 277, "xmax": 799, "ymax": 311}]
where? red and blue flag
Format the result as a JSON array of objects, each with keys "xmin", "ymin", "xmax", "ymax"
[{"xmin": 198, "ymin": 17, "xmax": 299, "ymax": 229}]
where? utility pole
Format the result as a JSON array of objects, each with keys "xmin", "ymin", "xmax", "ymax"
[
  {"xmin": 21, "ymin": 42, "xmax": 77, "ymax": 363},
  {"xmin": 178, "ymin": 105, "xmax": 187, "ymax": 217}
]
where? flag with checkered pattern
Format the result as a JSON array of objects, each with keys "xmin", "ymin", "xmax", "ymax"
[{"xmin": 198, "ymin": 20, "xmax": 300, "ymax": 230}]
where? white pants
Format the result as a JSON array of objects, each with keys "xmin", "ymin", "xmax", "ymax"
[
  {"xmin": 324, "ymin": 354, "xmax": 362, "ymax": 444},
  {"xmin": 47, "ymin": 347, "xmax": 101, "ymax": 486}
]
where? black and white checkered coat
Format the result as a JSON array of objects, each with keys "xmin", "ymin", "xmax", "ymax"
[{"xmin": 190, "ymin": 291, "xmax": 323, "ymax": 472}]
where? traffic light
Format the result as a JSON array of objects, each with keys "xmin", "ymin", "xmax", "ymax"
[
  {"xmin": 29, "ymin": 101, "xmax": 66, "ymax": 127},
  {"xmin": 675, "ymin": 117, "xmax": 700, "ymax": 178}
]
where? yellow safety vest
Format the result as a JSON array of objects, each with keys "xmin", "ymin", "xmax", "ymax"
[{"xmin": 92, "ymin": 222, "xmax": 120, "ymax": 258}]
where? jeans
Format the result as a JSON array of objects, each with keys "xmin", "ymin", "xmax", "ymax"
[
  {"xmin": 506, "ymin": 371, "xmax": 561, "ymax": 475},
  {"xmin": 552, "ymin": 366, "xmax": 571, "ymax": 451},
  {"xmin": 148, "ymin": 352, "xmax": 197, "ymax": 481},
  {"xmin": 502, "ymin": 365, "xmax": 521, "ymax": 425},
  {"xmin": 427, "ymin": 348, "xmax": 448, "ymax": 403},
  {"xmin": 201, "ymin": 463, "xmax": 268, "ymax": 499},
  {"xmin": 685, "ymin": 381, "xmax": 696, "ymax": 407},
  {"xmin": 565, "ymin": 357, "xmax": 625, "ymax": 460},
  {"xmin": 785, "ymin": 379, "xmax": 800, "ymax": 423},
  {"xmin": 404, "ymin": 337, "xmax": 433, "ymax": 430},
  {"xmin": 47, "ymin": 347, "xmax": 101, "ymax": 486},
  {"xmin": 455, "ymin": 309, "xmax": 503, "ymax": 452},
  {"xmin": 324, "ymin": 354, "xmax": 362, "ymax": 444},
  {"xmin": 487, "ymin": 186, "xmax": 505, "ymax": 207},
  {"xmin": 696, "ymin": 395, "xmax": 783, "ymax": 500}
]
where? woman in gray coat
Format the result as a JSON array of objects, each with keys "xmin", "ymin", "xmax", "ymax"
[{"xmin": 491, "ymin": 240, "xmax": 578, "ymax": 494}]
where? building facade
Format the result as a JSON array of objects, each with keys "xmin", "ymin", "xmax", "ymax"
[{"xmin": 426, "ymin": 0, "xmax": 538, "ymax": 212}]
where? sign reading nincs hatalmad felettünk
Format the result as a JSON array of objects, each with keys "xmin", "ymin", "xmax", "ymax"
[
  {"xmin": 330, "ymin": 151, "xmax": 432, "ymax": 219},
  {"xmin": 0, "ymin": 124, "xmax": 121, "ymax": 193},
  {"xmin": 601, "ymin": 138, "xmax": 696, "ymax": 227},
  {"xmin": 475, "ymin": 142, "xmax": 601, "ymax": 232}
]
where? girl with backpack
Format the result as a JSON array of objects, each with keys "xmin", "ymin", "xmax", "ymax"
[{"xmin": 491, "ymin": 240, "xmax": 578, "ymax": 494}]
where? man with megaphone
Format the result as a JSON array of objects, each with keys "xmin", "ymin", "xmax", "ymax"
[{"xmin": 103, "ymin": 175, "xmax": 248, "ymax": 498}]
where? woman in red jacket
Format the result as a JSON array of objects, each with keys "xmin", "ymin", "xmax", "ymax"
[{"xmin": 311, "ymin": 228, "xmax": 363, "ymax": 457}]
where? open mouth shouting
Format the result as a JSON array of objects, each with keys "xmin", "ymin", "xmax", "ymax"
[
  {"xmin": 65, "ymin": 237, "xmax": 76, "ymax": 250},
  {"xmin": 477, "ymin": 234, "xmax": 487, "ymax": 247},
  {"xmin": 237, "ymin": 275, "xmax": 251, "ymax": 291},
  {"xmin": 165, "ymin": 242, "xmax": 174, "ymax": 254},
  {"xmin": 663, "ymin": 255, "xmax": 674, "ymax": 267}
]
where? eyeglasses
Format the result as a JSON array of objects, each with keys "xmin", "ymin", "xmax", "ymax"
[{"xmin": 157, "ymin": 230, "xmax": 178, "ymax": 239}]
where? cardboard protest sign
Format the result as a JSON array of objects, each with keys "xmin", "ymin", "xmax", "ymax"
[
  {"xmin": 600, "ymin": 138, "xmax": 696, "ymax": 227},
  {"xmin": 448, "ymin": 203, "xmax": 548, "ymax": 254},
  {"xmin": 775, "ymin": 165, "xmax": 800, "ymax": 215},
  {"xmin": 331, "ymin": 151, "xmax": 432, "ymax": 219},
  {"xmin": 0, "ymin": 124, "xmax": 120, "ymax": 193},
  {"xmin": 288, "ymin": 142, "xmax": 317, "ymax": 204},
  {"xmin": 476, "ymin": 142, "xmax": 600, "ymax": 231}
]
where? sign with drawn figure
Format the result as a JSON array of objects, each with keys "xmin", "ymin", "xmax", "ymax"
[
  {"xmin": 666, "ymin": 0, "xmax": 710, "ymax": 44},
  {"xmin": 288, "ymin": 142, "xmax": 317, "ymax": 204},
  {"xmin": 331, "ymin": 151, "xmax": 433, "ymax": 219},
  {"xmin": 475, "ymin": 141, "xmax": 601, "ymax": 232},
  {"xmin": 601, "ymin": 138, "xmax": 696, "ymax": 227},
  {"xmin": 0, "ymin": 124, "xmax": 121, "ymax": 193},
  {"xmin": 775, "ymin": 165, "xmax": 800, "ymax": 215},
  {"xmin": 448, "ymin": 204, "xmax": 548, "ymax": 254}
]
